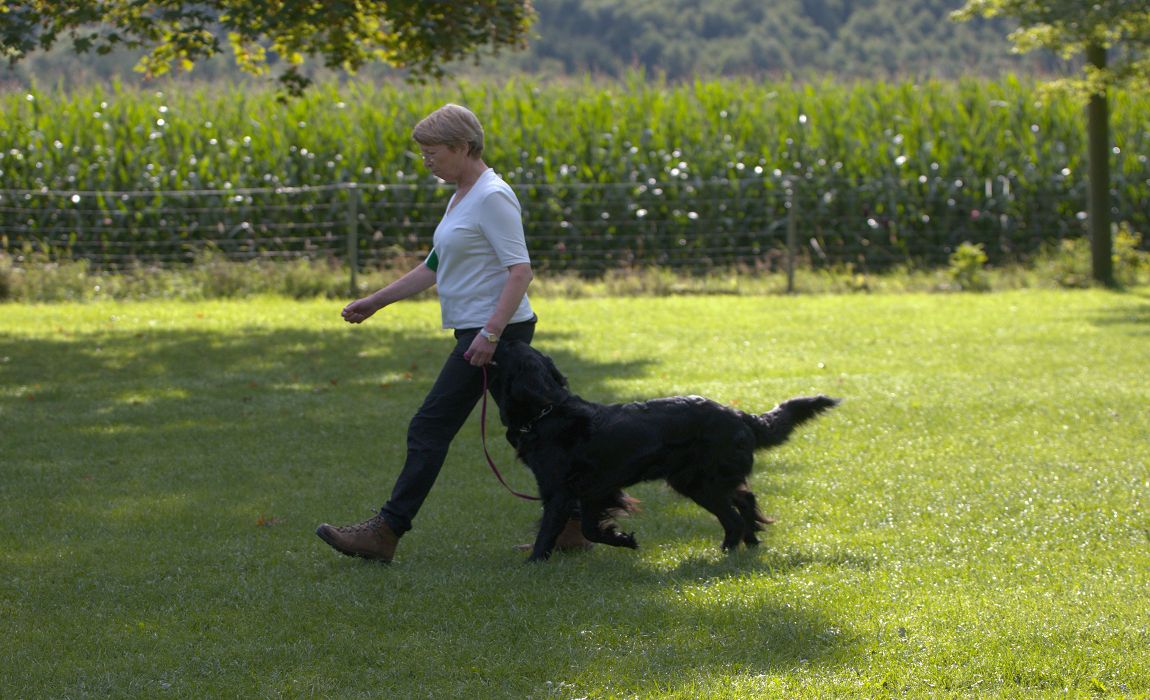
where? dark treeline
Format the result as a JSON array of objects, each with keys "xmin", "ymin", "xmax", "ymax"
[
  {"xmin": 500, "ymin": 0, "xmax": 1069, "ymax": 80},
  {"xmin": 2, "ymin": 0, "xmax": 1070, "ymax": 90}
]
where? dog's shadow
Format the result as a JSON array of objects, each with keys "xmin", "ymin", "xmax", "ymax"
[
  {"xmin": 506, "ymin": 542, "xmax": 869, "ymax": 683},
  {"xmin": 527, "ymin": 481, "xmax": 871, "ymax": 675},
  {"xmin": 659, "ymin": 546, "xmax": 875, "ymax": 580}
]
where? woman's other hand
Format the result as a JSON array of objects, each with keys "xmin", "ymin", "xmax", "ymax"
[
  {"xmin": 464, "ymin": 333, "xmax": 497, "ymax": 366},
  {"xmin": 341, "ymin": 297, "xmax": 379, "ymax": 324}
]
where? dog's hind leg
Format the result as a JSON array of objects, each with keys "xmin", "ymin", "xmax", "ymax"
[
  {"xmin": 672, "ymin": 479, "xmax": 747, "ymax": 552},
  {"xmin": 731, "ymin": 485, "xmax": 766, "ymax": 546}
]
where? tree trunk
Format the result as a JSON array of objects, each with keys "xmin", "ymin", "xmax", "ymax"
[{"xmin": 1086, "ymin": 43, "xmax": 1113, "ymax": 285}]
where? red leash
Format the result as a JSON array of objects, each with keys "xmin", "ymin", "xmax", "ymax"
[{"xmin": 479, "ymin": 365, "xmax": 541, "ymax": 501}]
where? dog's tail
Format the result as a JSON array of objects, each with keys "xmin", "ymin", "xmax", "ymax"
[{"xmin": 748, "ymin": 395, "xmax": 840, "ymax": 449}]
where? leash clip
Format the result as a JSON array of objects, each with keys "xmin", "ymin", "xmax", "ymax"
[{"xmin": 519, "ymin": 404, "xmax": 553, "ymax": 433}]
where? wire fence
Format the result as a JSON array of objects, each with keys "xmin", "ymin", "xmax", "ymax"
[{"xmin": 1, "ymin": 171, "xmax": 1131, "ymax": 283}]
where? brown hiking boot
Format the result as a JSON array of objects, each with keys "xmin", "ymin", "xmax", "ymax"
[{"xmin": 316, "ymin": 514, "xmax": 399, "ymax": 562}]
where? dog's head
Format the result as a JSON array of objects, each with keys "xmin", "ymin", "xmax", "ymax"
[{"xmin": 489, "ymin": 341, "xmax": 570, "ymax": 429}]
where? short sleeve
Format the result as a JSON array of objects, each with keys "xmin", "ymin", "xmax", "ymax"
[{"xmin": 477, "ymin": 189, "xmax": 531, "ymax": 267}]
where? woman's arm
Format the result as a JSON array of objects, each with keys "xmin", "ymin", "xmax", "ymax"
[
  {"xmin": 464, "ymin": 262, "xmax": 533, "ymax": 365},
  {"xmin": 485, "ymin": 262, "xmax": 534, "ymax": 336},
  {"xmin": 341, "ymin": 262, "xmax": 437, "ymax": 324}
]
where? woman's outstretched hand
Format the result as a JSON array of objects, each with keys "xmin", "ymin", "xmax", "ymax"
[{"xmin": 341, "ymin": 297, "xmax": 379, "ymax": 324}]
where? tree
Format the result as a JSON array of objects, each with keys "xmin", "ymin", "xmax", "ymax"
[
  {"xmin": 0, "ymin": 1, "xmax": 536, "ymax": 95},
  {"xmin": 953, "ymin": 1, "xmax": 1150, "ymax": 285}
]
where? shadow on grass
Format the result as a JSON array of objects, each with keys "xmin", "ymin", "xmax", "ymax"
[
  {"xmin": 0, "ymin": 324, "xmax": 653, "ymax": 462},
  {"xmin": 0, "ymin": 323, "xmax": 666, "ymax": 556},
  {"xmin": 0, "ymin": 321, "xmax": 661, "ymax": 568},
  {"xmin": 664, "ymin": 546, "xmax": 876, "ymax": 578},
  {"xmin": 1089, "ymin": 290, "xmax": 1150, "ymax": 335}
]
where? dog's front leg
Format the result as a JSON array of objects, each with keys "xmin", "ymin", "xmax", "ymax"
[
  {"xmin": 579, "ymin": 493, "xmax": 638, "ymax": 549},
  {"xmin": 529, "ymin": 491, "xmax": 576, "ymax": 562}
]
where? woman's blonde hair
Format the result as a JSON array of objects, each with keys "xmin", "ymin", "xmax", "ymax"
[{"xmin": 412, "ymin": 103, "xmax": 485, "ymax": 157}]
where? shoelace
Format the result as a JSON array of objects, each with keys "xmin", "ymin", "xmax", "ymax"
[{"xmin": 338, "ymin": 515, "xmax": 386, "ymax": 534}]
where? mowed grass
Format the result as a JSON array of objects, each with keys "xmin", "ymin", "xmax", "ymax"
[{"xmin": 1, "ymin": 289, "xmax": 1148, "ymax": 698}]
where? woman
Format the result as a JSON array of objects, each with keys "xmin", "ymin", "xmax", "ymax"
[{"xmin": 316, "ymin": 103, "xmax": 585, "ymax": 562}]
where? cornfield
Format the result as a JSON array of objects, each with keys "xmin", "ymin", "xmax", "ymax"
[{"xmin": 1, "ymin": 76, "xmax": 1147, "ymax": 274}]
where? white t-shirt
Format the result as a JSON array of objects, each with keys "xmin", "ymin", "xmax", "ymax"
[{"xmin": 426, "ymin": 168, "xmax": 534, "ymax": 329}]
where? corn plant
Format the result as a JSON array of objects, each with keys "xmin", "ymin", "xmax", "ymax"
[{"xmin": 1, "ymin": 76, "xmax": 1146, "ymax": 273}]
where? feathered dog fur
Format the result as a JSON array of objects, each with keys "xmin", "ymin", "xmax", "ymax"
[{"xmin": 488, "ymin": 341, "xmax": 839, "ymax": 561}]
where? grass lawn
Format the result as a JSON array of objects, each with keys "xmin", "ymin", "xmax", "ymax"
[{"xmin": 2, "ymin": 289, "xmax": 1148, "ymax": 698}]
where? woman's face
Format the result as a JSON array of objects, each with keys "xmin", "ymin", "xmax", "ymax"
[{"xmin": 419, "ymin": 143, "xmax": 467, "ymax": 183}]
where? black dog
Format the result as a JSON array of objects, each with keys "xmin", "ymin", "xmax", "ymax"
[{"xmin": 488, "ymin": 341, "xmax": 839, "ymax": 561}]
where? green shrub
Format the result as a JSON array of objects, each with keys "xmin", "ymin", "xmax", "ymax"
[
  {"xmin": 1114, "ymin": 224, "xmax": 1150, "ymax": 286},
  {"xmin": 948, "ymin": 242, "xmax": 990, "ymax": 292},
  {"xmin": 0, "ymin": 253, "xmax": 13, "ymax": 301},
  {"xmin": 1035, "ymin": 223, "xmax": 1150, "ymax": 288}
]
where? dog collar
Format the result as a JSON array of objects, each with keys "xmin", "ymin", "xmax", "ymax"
[{"xmin": 518, "ymin": 404, "xmax": 554, "ymax": 434}]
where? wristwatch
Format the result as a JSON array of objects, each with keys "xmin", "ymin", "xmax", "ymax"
[{"xmin": 479, "ymin": 328, "xmax": 500, "ymax": 344}]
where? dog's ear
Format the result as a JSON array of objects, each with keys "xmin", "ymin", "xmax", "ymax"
[
  {"xmin": 511, "ymin": 363, "xmax": 560, "ymax": 406},
  {"xmin": 542, "ymin": 353, "xmax": 569, "ymax": 389},
  {"xmin": 505, "ymin": 345, "xmax": 568, "ymax": 409},
  {"xmin": 490, "ymin": 342, "xmax": 570, "ymax": 432}
]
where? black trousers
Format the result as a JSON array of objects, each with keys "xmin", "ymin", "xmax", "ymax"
[{"xmin": 379, "ymin": 316, "xmax": 537, "ymax": 535}]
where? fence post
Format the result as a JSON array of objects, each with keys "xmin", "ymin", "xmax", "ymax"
[
  {"xmin": 346, "ymin": 183, "xmax": 359, "ymax": 297},
  {"xmin": 786, "ymin": 179, "xmax": 798, "ymax": 294}
]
